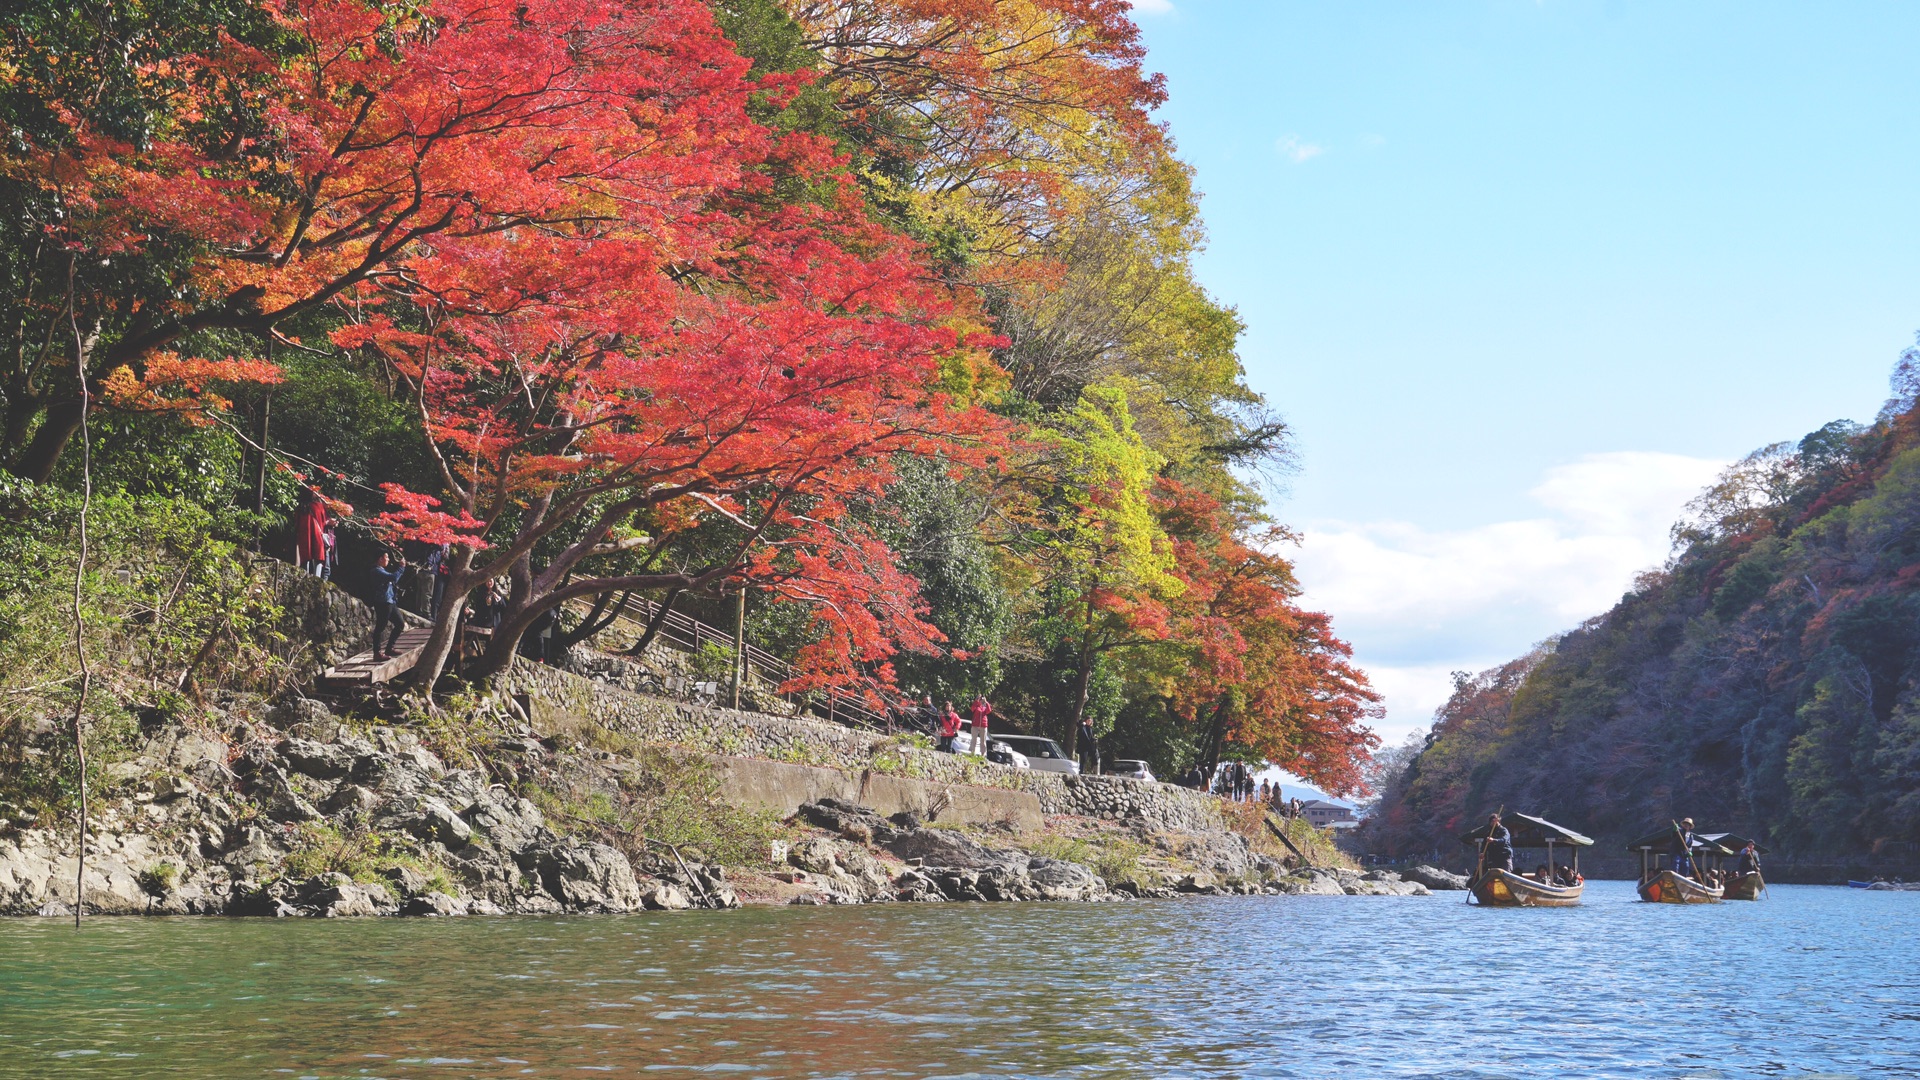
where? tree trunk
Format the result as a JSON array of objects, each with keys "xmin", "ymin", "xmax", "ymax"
[
  {"xmin": 624, "ymin": 587, "xmax": 683, "ymax": 657},
  {"xmin": 1200, "ymin": 697, "xmax": 1231, "ymax": 778},
  {"xmin": 470, "ymin": 596, "xmax": 546, "ymax": 681},
  {"xmin": 406, "ymin": 548, "xmax": 479, "ymax": 692},
  {"xmin": 9, "ymin": 393, "xmax": 83, "ymax": 483},
  {"xmin": 1063, "ymin": 595, "xmax": 1098, "ymax": 759},
  {"xmin": 555, "ymin": 588, "xmax": 628, "ymax": 651}
]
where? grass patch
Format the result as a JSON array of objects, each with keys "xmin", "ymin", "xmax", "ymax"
[
  {"xmin": 1028, "ymin": 833, "xmax": 1148, "ymax": 887},
  {"xmin": 529, "ymin": 744, "xmax": 792, "ymax": 869},
  {"xmin": 279, "ymin": 822, "xmax": 452, "ymax": 891}
]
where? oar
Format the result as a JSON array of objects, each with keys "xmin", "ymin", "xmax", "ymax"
[{"xmin": 1466, "ymin": 804, "xmax": 1504, "ymax": 904}]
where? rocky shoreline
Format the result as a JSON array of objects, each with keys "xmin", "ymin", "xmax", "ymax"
[{"xmin": 1, "ymin": 698, "xmax": 1455, "ymax": 918}]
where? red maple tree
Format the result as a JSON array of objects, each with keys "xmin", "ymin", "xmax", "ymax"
[{"xmin": 1158, "ymin": 481, "xmax": 1382, "ymax": 795}]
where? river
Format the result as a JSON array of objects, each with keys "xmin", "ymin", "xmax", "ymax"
[{"xmin": 0, "ymin": 881, "xmax": 1913, "ymax": 1079}]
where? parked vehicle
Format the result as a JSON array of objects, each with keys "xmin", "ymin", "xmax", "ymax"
[
  {"xmin": 987, "ymin": 734, "xmax": 1078, "ymax": 775},
  {"xmin": 1108, "ymin": 759, "xmax": 1155, "ymax": 781},
  {"xmin": 951, "ymin": 725, "xmax": 1030, "ymax": 768}
]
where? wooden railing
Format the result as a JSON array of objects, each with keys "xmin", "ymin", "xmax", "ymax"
[{"xmin": 603, "ymin": 593, "xmax": 894, "ymax": 731}]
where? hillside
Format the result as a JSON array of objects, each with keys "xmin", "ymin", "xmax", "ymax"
[{"xmin": 1367, "ymin": 361, "xmax": 1920, "ymax": 865}]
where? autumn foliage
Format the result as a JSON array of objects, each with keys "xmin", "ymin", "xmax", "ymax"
[{"xmin": 2, "ymin": 0, "xmax": 1380, "ymax": 792}]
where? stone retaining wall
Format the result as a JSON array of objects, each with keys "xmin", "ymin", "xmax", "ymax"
[{"xmin": 505, "ymin": 663, "xmax": 1229, "ymax": 835}]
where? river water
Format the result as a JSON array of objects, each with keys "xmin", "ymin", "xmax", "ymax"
[{"xmin": 0, "ymin": 881, "xmax": 1913, "ymax": 1079}]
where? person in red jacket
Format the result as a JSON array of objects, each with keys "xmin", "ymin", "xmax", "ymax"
[
  {"xmin": 967, "ymin": 695, "xmax": 992, "ymax": 756},
  {"xmin": 938, "ymin": 701, "xmax": 962, "ymax": 753},
  {"xmin": 293, "ymin": 489, "xmax": 329, "ymax": 577}
]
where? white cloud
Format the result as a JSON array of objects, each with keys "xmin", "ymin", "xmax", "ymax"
[
  {"xmin": 1291, "ymin": 451, "xmax": 1726, "ymax": 744},
  {"xmin": 1130, "ymin": 0, "xmax": 1175, "ymax": 15},
  {"xmin": 1277, "ymin": 134, "xmax": 1325, "ymax": 164}
]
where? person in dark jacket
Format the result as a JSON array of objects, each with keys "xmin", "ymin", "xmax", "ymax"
[
  {"xmin": 1481, "ymin": 813, "xmax": 1514, "ymax": 875},
  {"xmin": 369, "ymin": 551, "xmax": 407, "ymax": 660},
  {"xmin": 1736, "ymin": 841, "xmax": 1762, "ymax": 876}
]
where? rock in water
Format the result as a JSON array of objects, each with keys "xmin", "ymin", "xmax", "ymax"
[{"xmin": 1400, "ymin": 864, "xmax": 1470, "ymax": 891}]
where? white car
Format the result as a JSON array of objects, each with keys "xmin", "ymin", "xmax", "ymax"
[
  {"xmin": 988, "ymin": 734, "xmax": 1079, "ymax": 776},
  {"xmin": 1108, "ymin": 759, "xmax": 1155, "ymax": 781},
  {"xmin": 951, "ymin": 726, "xmax": 1031, "ymax": 768}
]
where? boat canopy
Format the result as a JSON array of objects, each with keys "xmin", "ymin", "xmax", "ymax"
[
  {"xmin": 1700, "ymin": 832, "xmax": 1769, "ymax": 855},
  {"xmin": 1623, "ymin": 828, "xmax": 1737, "ymax": 856},
  {"xmin": 1458, "ymin": 812, "xmax": 1594, "ymax": 848}
]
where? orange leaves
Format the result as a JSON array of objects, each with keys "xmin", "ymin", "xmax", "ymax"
[
  {"xmin": 1158, "ymin": 480, "xmax": 1382, "ymax": 795},
  {"xmin": 99, "ymin": 352, "xmax": 282, "ymax": 423}
]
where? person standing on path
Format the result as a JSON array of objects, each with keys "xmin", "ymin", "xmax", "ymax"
[
  {"xmin": 968, "ymin": 695, "xmax": 992, "ymax": 756},
  {"xmin": 369, "ymin": 551, "xmax": 408, "ymax": 660},
  {"xmin": 938, "ymin": 702, "xmax": 962, "ymax": 753},
  {"xmin": 294, "ymin": 489, "xmax": 329, "ymax": 577}
]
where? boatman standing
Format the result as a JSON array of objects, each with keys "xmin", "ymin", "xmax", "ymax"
[
  {"xmin": 1674, "ymin": 817, "xmax": 1699, "ymax": 880},
  {"xmin": 1736, "ymin": 839, "xmax": 1762, "ymax": 877},
  {"xmin": 1482, "ymin": 813, "xmax": 1514, "ymax": 877}
]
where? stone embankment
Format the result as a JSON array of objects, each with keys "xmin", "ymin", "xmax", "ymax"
[
  {"xmin": 0, "ymin": 717, "xmax": 723, "ymax": 917},
  {"xmin": 515, "ymin": 656, "xmax": 1229, "ymax": 834},
  {"xmin": 0, "ymin": 577, "xmax": 1436, "ymax": 917},
  {"xmin": 0, "ymin": 699, "xmax": 1435, "ymax": 915}
]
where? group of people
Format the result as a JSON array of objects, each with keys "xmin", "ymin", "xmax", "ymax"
[
  {"xmin": 363, "ymin": 544, "xmax": 512, "ymax": 663},
  {"xmin": 1522, "ymin": 863, "xmax": 1583, "ymax": 887},
  {"xmin": 915, "ymin": 694, "xmax": 995, "ymax": 755},
  {"xmin": 1170, "ymin": 763, "xmax": 1302, "ymax": 814}
]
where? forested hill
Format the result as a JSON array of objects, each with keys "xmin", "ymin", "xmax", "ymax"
[{"xmin": 1368, "ymin": 364, "xmax": 1920, "ymax": 862}]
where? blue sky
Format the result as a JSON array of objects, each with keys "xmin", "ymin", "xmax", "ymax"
[{"xmin": 1129, "ymin": 1, "xmax": 1920, "ymax": 747}]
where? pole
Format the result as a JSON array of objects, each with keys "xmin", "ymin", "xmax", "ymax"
[{"xmin": 731, "ymin": 587, "xmax": 745, "ymax": 710}]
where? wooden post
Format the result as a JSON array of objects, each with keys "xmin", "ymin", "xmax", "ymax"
[{"xmin": 731, "ymin": 587, "xmax": 745, "ymax": 710}]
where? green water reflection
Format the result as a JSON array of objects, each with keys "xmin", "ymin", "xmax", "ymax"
[{"xmin": 0, "ymin": 883, "xmax": 1914, "ymax": 1079}]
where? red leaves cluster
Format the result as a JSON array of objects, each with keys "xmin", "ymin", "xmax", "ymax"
[{"xmin": 1158, "ymin": 481, "xmax": 1382, "ymax": 795}]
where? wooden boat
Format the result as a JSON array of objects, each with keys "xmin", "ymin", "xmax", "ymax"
[
  {"xmin": 1461, "ymin": 812, "xmax": 1593, "ymax": 907},
  {"xmin": 1472, "ymin": 867, "xmax": 1585, "ymax": 906},
  {"xmin": 1638, "ymin": 868, "xmax": 1724, "ymax": 903},
  {"xmin": 1701, "ymin": 832, "xmax": 1767, "ymax": 900},
  {"xmin": 1627, "ymin": 826, "xmax": 1734, "ymax": 904},
  {"xmin": 1721, "ymin": 871, "xmax": 1765, "ymax": 900}
]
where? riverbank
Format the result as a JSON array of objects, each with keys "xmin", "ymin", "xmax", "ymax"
[{"xmin": 0, "ymin": 691, "xmax": 1437, "ymax": 917}]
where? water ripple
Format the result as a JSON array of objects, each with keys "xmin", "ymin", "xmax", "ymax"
[{"xmin": 0, "ymin": 882, "xmax": 1914, "ymax": 1078}]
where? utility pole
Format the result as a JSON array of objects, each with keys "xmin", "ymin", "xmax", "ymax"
[{"xmin": 731, "ymin": 586, "xmax": 746, "ymax": 710}]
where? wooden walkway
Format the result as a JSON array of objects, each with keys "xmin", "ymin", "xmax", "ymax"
[{"xmin": 321, "ymin": 627, "xmax": 434, "ymax": 685}]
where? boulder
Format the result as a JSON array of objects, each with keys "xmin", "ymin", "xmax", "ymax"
[
  {"xmin": 401, "ymin": 891, "xmax": 468, "ymax": 917},
  {"xmin": 877, "ymin": 826, "xmax": 1023, "ymax": 871},
  {"xmin": 1400, "ymin": 864, "xmax": 1469, "ymax": 891},
  {"xmin": 1026, "ymin": 858, "xmax": 1104, "ymax": 901},
  {"xmin": 1277, "ymin": 872, "xmax": 1346, "ymax": 896},
  {"xmin": 534, "ymin": 842, "xmax": 645, "ymax": 912},
  {"xmin": 797, "ymin": 799, "xmax": 887, "ymax": 844},
  {"xmin": 402, "ymin": 800, "xmax": 473, "ymax": 849},
  {"xmin": 276, "ymin": 738, "xmax": 354, "ymax": 781},
  {"xmin": 381, "ymin": 864, "xmax": 437, "ymax": 898},
  {"xmin": 642, "ymin": 884, "xmax": 692, "ymax": 910}
]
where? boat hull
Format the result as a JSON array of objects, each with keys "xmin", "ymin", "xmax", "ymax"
[
  {"xmin": 1638, "ymin": 869, "xmax": 1723, "ymax": 903},
  {"xmin": 1722, "ymin": 872, "xmax": 1764, "ymax": 900},
  {"xmin": 1471, "ymin": 868, "xmax": 1584, "ymax": 907}
]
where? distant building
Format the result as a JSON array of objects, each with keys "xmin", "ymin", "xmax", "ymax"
[{"xmin": 1300, "ymin": 799, "xmax": 1356, "ymax": 828}]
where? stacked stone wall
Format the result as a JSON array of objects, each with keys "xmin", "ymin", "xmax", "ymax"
[{"xmin": 505, "ymin": 663, "xmax": 1228, "ymax": 835}]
